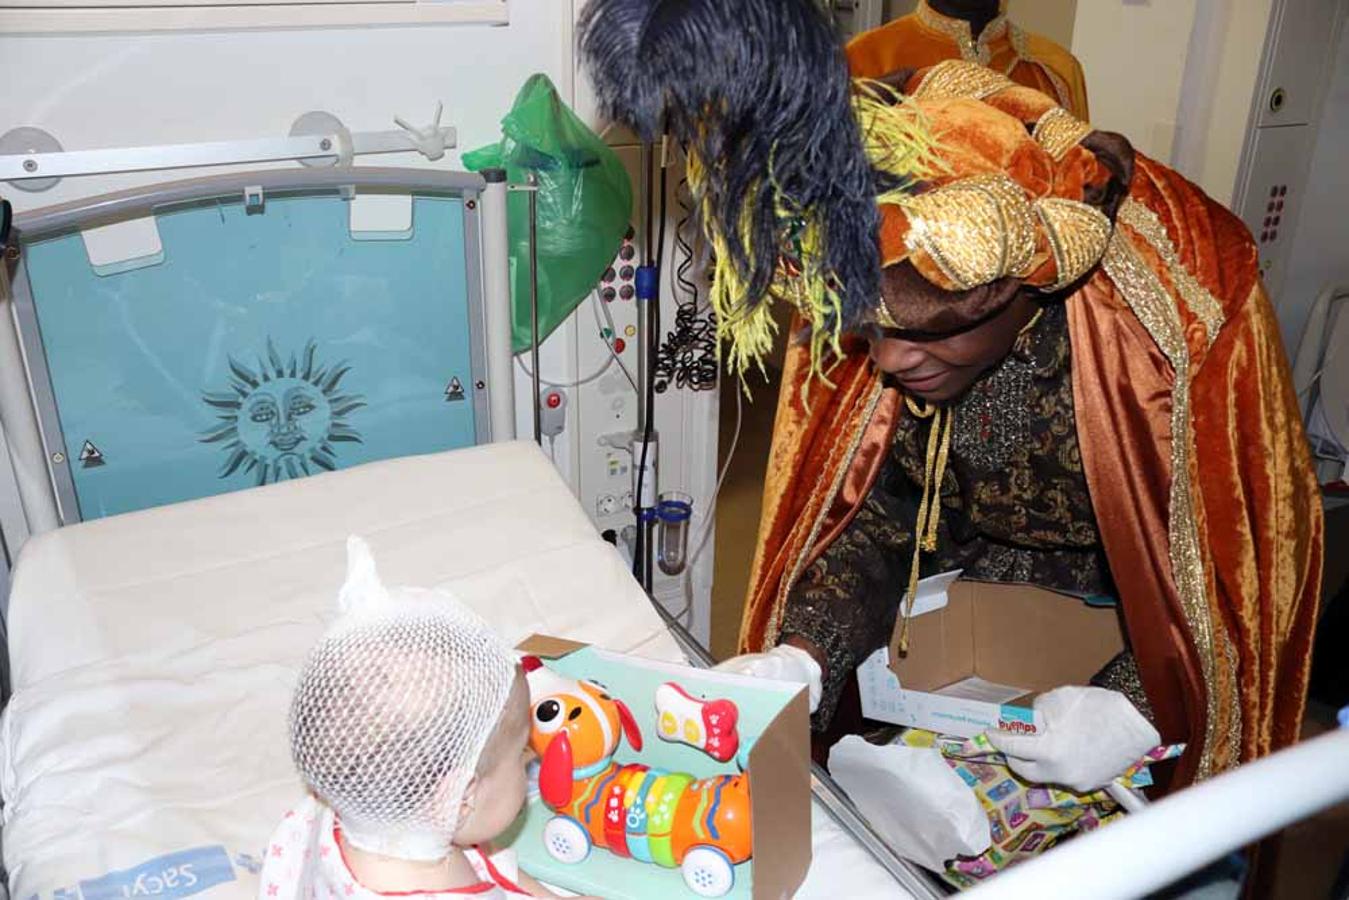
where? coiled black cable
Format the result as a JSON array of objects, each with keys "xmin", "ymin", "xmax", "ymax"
[{"xmin": 653, "ymin": 175, "xmax": 718, "ymax": 393}]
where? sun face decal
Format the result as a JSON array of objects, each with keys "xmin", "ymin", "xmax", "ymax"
[{"xmin": 200, "ymin": 339, "xmax": 365, "ymax": 485}]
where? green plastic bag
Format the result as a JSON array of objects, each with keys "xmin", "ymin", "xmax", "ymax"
[{"xmin": 463, "ymin": 74, "xmax": 633, "ymax": 353}]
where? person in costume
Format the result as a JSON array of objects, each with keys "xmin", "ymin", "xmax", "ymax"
[
  {"xmin": 848, "ymin": 0, "xmax": 1089, "ymax": 120},
  {"xmin": 577, "ymin": 1, "xmax": 1321, "ymax": 799}
]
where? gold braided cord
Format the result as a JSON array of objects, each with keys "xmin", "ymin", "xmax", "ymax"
[
  {"xmin": 911, "ymin": 59, "xmax": 1015, "ymax": 103},
  {"xmin": 1032, "ymin": 107, "xmax": 1092, "ymax": 161},
  {"xmin": 896, "ymin": 397, "xmax": 954, "ymax": 654},
  {"xmin": 896, "ymin": 173, "xmax": 1038, "ymax": 290},
  {"xmin": 1035, "ymin": 197, "xmax": 1113, "ymax": 291},
  {"xmin": 1101, "ymin": 201, "xmax": 1241, "ymax": 779}
]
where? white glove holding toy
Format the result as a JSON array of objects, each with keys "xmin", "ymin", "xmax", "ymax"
[
  {"xmin": 985, "ymin": 685, "xmax": 1159, "ymax": 793},
  {"xmin": 714, "ymin": 644, "xmax": 823, "ymax": 713}
]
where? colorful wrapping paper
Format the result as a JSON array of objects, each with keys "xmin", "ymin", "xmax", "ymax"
[{"xmin": 898, "ymin": 730, "xmax": 1185, "ymax": 888}]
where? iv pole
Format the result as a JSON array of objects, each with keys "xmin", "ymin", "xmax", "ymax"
[{"xmin": 631, "ymin": 140, "xmax": 659, "ymax": 593}]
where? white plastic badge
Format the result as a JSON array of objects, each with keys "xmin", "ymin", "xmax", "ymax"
[{"xmin": 906, "ymin": 569, "xmax": 963, "ymax": 618}]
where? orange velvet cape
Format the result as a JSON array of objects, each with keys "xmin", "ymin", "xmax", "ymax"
[
  {"xmin": 738, "ymin": 156, "xmax": 1324, "ymax": 791},
  {"xmin": 847, "ymin": 1, "xmax": 1090, "ymax": 120}
]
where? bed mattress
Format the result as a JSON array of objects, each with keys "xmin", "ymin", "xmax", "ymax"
[{"xmin": 0, "ymin": 442, "xmax": 908, "ymax": 899}]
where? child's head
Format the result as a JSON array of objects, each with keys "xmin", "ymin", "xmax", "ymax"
[
  {"xmin": 289, "ymin": 537, "xmax": 524, "ymax": 861},
  {"xmin": 454, "ymin": 668, "xmax": 531, "ymax": 845}
]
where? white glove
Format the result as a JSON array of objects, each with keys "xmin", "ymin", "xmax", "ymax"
[
  {"xmin": 713, "ymin": 644, "xmax": 823, "ymax": 713},
  {"xmin": 984, "ymin": 685, "xmax": 1160, "ymax": 793}
]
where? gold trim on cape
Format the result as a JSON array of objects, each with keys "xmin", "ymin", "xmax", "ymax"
[
  {"xmin": 766, "ymin": 380, "xmax": 887, "ymax": 645},
  {"xmin": 1101, "ymin": 199, "xmax": 1240, "ymax": 778},
  {"xmin": 1117, "ymin": 201, "xmax": 1227, "ymax": 347}
]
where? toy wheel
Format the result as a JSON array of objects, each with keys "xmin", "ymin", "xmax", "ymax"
[
  {"xmin": 681, "ymin": 846, "xmax": 735, "ymax": 897},
  {"xmin": 543, "ymin": 815, "xmax": 591, "ymax": 864}
]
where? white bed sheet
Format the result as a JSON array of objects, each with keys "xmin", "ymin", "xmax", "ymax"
[{"xmin": 0, "ymin": 442, "xmax": 909, "ymax": 899}]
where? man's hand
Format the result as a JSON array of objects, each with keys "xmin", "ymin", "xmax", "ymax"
[
  {"xmin": 985, "ymin": 685, "xmax": 1160, "ymax": 793},
  {"xmin": 713, "ymin": 643, "xmax": 823, "ymax": 713}
]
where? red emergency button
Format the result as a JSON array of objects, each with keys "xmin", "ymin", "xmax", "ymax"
[
  {"xmin": 613, "ymin": 338, "xmax": 626, "ymax": 354},
  {"xmin": 546, "ymin": 392, "xmax": 563, "ymax": 409}
]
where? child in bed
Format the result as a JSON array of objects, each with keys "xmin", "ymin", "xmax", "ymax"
[{"xmin": 259, "ymin": 537, "xmax": 568, "ymax": 899}]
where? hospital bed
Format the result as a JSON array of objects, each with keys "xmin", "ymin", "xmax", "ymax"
[{"xmin": 0, "ymin": 441, "xmax": 932, "ymax": 898}]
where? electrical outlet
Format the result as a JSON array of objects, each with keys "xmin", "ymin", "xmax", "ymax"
[{"xmin": 597, "ymin": 494, "xmax": 619, "ymax": 516}]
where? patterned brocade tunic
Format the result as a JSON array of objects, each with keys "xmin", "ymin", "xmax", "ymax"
[{"xmin": 779, "ymin": 302, "xmax": 1146, "ymax": 726}]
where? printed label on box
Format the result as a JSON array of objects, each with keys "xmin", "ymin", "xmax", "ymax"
[{"xmin": 857, "ymin": 648, "xmax": 1046, "ymax": 739}]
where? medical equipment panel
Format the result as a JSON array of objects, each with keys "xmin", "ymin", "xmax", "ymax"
[{"xmin": 9, "ymin": 171, "xmax": 492, "ymax": 524}]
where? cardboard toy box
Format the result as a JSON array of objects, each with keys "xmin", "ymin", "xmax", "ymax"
[
  {"xmin": 508, "ymin": 635, "xmax": 813, "ymax": 900},
  {"xmin": 858, "ymin": 575, "xmax": 1126, "ymax": 738}
]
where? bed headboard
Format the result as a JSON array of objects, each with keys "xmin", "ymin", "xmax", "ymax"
[{"xmin": 0, "ymin": 167, "xmax": 511, "ymax": 595}]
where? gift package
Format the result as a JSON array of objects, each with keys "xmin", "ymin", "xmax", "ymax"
[{"xmin": 508, "ymin": 636, "xmax": 812, "ymax": 899}]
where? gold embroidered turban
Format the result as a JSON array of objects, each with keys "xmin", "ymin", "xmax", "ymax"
[{"xmin": 872, "ymin": 61, "xmax": 1114, "ymax": 330}]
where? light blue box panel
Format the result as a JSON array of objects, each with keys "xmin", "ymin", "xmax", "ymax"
[{"xmin": 19, "ymin": 193, "xmax": 482, "ymax": 521}]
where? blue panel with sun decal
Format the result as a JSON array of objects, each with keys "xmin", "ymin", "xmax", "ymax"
[{"xmin": 17, "ymin": 190, "xmax": 483, "ymax": 521}]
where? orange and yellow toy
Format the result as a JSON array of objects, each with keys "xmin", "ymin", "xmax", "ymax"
[{"xmin": 522, "ymin": 656, "xmax": 753, "ymax": 898}]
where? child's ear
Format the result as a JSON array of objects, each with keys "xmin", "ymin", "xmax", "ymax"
[
  {"xmin": 339, "ymin": 535, "xmax": 390, "ymax": 613},
  {"xmin": 456, "ymin": 775, "xmax": 479, "ymax": 831}
]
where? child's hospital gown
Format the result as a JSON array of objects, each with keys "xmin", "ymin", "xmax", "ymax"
[{"xmin": 259, "ymin": 796, "xmax": 529, "ymax": 899}]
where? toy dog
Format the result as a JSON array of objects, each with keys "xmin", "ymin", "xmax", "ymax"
[{"xmin": 522, "ymin": 656, "xmax": 752, "ymax": 898}]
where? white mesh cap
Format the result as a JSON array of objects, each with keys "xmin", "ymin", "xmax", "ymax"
[{"xmin": 290, "ymin": 536, "xmax": 518, "ymax": 861}]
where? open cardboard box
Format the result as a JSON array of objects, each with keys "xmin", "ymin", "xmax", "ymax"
[
  {"xmin": 859, "ymin": 578, "xmax": 1125, "ymax": 738},
  {"xmin": 508, "ymin": 635, "xmax": 813, "ymax": 900}
]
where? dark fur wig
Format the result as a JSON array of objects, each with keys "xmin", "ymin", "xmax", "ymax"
[{"xmin": 577, "ymin": 0, "xmax": 933, "ymax": 377}]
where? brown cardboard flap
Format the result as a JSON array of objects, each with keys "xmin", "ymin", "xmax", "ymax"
[
  {"xmin": 746, "ymin": 686, "xmax": 813, "ymax": 899},
  {"xmin": 515, "ymin": 634, "xmax": 590, "ymax": 659},
  {"xmin": 891, "ymin": 581, "xmax": 1125, "ymax": 694},
  {"xmin": 889, "ymin": 586, "xmax": 975, "ymax": 691}
]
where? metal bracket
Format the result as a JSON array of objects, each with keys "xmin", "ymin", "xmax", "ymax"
[{"xmin": 0, "ymin": 105, "xmax": 459, "ymax": 193}]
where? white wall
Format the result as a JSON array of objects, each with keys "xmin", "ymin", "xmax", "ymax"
[
  {"xmin": 0, "ymin": 5, "xmax": 573, "ymax": 212},
  {"xmin": 1279, "ymin": 24, "xmax": 1349, "ymax": 354},
  {"xmin": 1188, "ymin": 0, "xmax": 1275, "ymax": 203},
  {"xmin": 1072, "ymin": 0, "xmax": 1199, "ymax": 163},
  {"xmin": 1072, "ymin": 0, "xmax": 1271, "ymax": 206}
]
